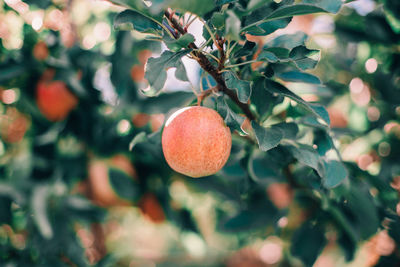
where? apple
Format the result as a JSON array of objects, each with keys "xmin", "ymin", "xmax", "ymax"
[
  {"xmin": 88, "ymin": 154, "xmax": 137, "ymax": 207},
  {"xmin": 33, "ymin": 41, "xmax": 49, "ymax": 61},
  {"xmin": 0, "ymin": 108, "xmax": 29, "ymax": 143},
  {"xmin": 162, "ymin": 106, "xmax": 232, "ymax": 178},
  {"xmin": 138, "ymin": 193, "xmax": 165, "ymax": 223},
  {"xmin": 36, "ymin": 77, "xmax": 78, "ymax": 122}
]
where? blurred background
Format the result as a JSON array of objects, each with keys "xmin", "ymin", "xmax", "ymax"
[{"xmin": 0, "ymin": 0, "xmax": 400, "ymax": 266}]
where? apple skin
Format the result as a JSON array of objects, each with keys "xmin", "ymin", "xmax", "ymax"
[
  {"xmin": 162, "ymin": 106, "xmax": 232, "ymax": 178},
  {"xmin": 36, "ymin": 80, "xmax": 78, "ymax": 121}
]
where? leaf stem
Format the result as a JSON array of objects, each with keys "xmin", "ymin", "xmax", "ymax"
[{"xmin": 225, "ymin": 59, "xmax": 260, "ymax": 68}]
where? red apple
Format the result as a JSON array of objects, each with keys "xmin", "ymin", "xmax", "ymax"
[{"xmin": 162, "ymin": 106, "xmax": 232, "ymax": 178}]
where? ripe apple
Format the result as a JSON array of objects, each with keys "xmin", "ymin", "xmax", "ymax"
[
  {"xmin": 138, "ymin": 193, "xmax": 165, "ymax": 223},
  {"xmin": 162, "ymin": 106, "xmax": 232, "ymax": 178},
  {"xmin": 36, "ymin": 78, "xmax": 78, "ymax": 122},
  {"xmin": 132, "ymin": 113, "xmax": 164, "ymax": 131},
  {"xmin": 33, "ymin": 41, "xmax": 49, "ymax": 61},
  {"xmin": 88, "ymin": 154, "xmax": 137, "ymax": 207},
  {"xmin": 0, "ymin": 108, "xmax": 29, "ymax": 143},
  {"xmin": 130, "ymin": 64, "xmax": 145, "ymax": 82}
]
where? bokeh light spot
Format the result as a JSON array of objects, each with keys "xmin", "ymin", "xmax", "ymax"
[
  {"xmin": 117, "ymin": 119, "xmax": 131, "ymax": 135},
  {"xmin": 365, "ymin": 58, "xmax": 378, "ymax": 73},
  {"xmin": 259, "ymin": 238, "xmax": 283, "ymax": 265},
  {"xmin": 378, "ymin": 142, "xmax": 390, "ymax": 157},
  {"xmin": 367, "ymin": 106, "xmax": 380, "ymax": 122},
  {"xmin": 349, "ymin": 77, "xmax": 364, "ymax": 93},
  {"xmin": 2, "ymin": 89, "xmax": 17, "ymax": 104}
]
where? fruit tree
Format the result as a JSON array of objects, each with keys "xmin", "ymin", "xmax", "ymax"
[{"xmin": 1, "ymin": 0, "xmax": 400, "ymax": 266}]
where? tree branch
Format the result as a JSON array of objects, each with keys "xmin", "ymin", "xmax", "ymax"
[{"xmin": 164, "ymin": 10, "xmax": 256, "ymax": 121}]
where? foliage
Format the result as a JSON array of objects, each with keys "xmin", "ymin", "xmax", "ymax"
[{"xmin": 0, "ymin": 0, "xmax": 400, "ymax": 266}]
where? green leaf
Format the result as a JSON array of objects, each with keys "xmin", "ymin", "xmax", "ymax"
[
  {"xmin": 215, "ymin": 0, "xmax": 237, "ymax": 5},
  {"xmin": 273, "ymin": 122, "xmax": 298, "ymax": 139},
  {"xmin": 245, "ymin": 18, "xmax": 292, "ymax": 36},
  {"xmin": 164, "ymin": 34, "xmax": 195, "ymax": 52},
  {"xmin": 225, "ymin": 10, "xmax": 241, "ymax": 41},
  {"xmin": 0, "ymin": 63, "xmax": 25, "ymax": 83},
  {"xmin": 109, "ymin": 168, "xmax": 139, "ymax": 201},
  {"xmin": 167, "ymin": 0, "xmax": 215, "ymax": 15},
  {"xmin": 0, "ymin": 183, "xmax": 25, "ymax": 204},
  {"xmin": 250, "ymin": 77, "xmax": 279, "ymax": 118},
  {"xmin": 248, "ymin": 150, "xmax": 279, "ymax": 183},
  {"xmin": 129, "ymin": 132, "xmax": 147, "ymax": 151},
  {"xmin": 221, "ymin": 210, "xmax": 272, "ymax": 231},
  {"xmin": 32, "ymin": 185, "xmax": 53, "ymax": 239},
  {"xmin": 114, "ymin": 9, "xmax": 162, "ymax": 34},
  {"xmin": 277, "ymin": 71, "xmax": 321, "ymax": 84},
  {"xmin": 265, "ymin": 32, "xmax": 308, "ymax": 49},
  {"xmin": 242, "ymin": 0, "xmax": 341, "ymax": 33},
  {"xmin": 224, "ymin": 71, "xmax": 252, "ymax": 103},
  {"xmin": 145, "ymin": 50, "xmax": 191, "ymax": 93},
  {"xmin": 323, "ymin": 160, "xmax": 348, "ymax": 188},
  {"xmin": 211, "ymin": 12, "xmax": 226, "ymax": 29},
  {"xmin": 251, "ymin": 121, "xmax": 283, "ymax": 151},
  {"xmin": 291, "ymin": 221, "xmax": 327, "ymax": 267},
  {"xmin": 287, "ymin": 143, "xmax": 322, "ymax": 175},
  {"xmin": 289, "ymin": 45, "xmax": 320, "ymax": 70},
  {"xmin": 257, "ymin": 47, "xmax": 290, "ymax": 63},
  {"xmin": 265, "ymin": 79, "xmax": 330, "ymax": 125},
  {"xmin": 216, "ymin": 96, "xmax": 245, "ymax": 133},
  {"xmin": 303, "ymin": 0, "xmax": 342, "ymax": 13},
  {"xmin": 344, "ymin": 186, "xmax": 380, "ymax": 240}
]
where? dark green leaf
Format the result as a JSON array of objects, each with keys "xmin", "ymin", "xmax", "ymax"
[
  {"xmin": 277, "ymin": 71, "xmax": 321, "ymax": 84},
  {"xmin": 257, "ymin": 47, "xmax": 290, "ymax": 63},
  {"xmin": 0, "ymin": 63, "xmax": 25, "ymax": 83},
  {"xmin": 225, "ymin": 10, "xmax": 241, "ymax": 41},
  {"xmin": 289, "ymin": 45, "xmax": 320, "ymax": 70},
  {"xmin": 216, "ymin": 96, "xmax": 245, "ymax": 133},
  {"xmin": 287, "ymin": 143, "xmax": 322, "ymax": 175},
  {"xmin": 211, "ymin": 12, "xmax": 226, "ymax": 29},
  {"xmin": 114, "ymin": 10, "xmax": 162, "ymax": 34},
  {"xmin": 145, "ymin": 50, "xmax": 191, "ymax": 93},
  {"xmin": 167, "ymin": 0, "xmax": 215, "ymax": 16},
  {"xmin": 215, "ymin": 0, "xmax": 236, "ymax": 5},
  {"xmin": 323, "ymin": 160, "xmax": 348, "ymax": 188},
  {"xmin": 291, "ymin": 221, "xmax": 327, "ymax": 266},
  {"xmin": 164, "ymin": 34, "xmax": 195, "ymax": 52},
  {"xmin": 265, "ymin": 79, "xmax": 330, "ymax": 125},
  {"xmin": 248, "ymin": 150, "xmax": 280, "ymax": 183},
  {"xmin": 265, "ymin": 32, "xmax": 307, "ymax": 49},
  {"xmin": 251, "ymin": 121, "xmax": 283, "ymax": 151},
  {"xmin": 245, "ymin": 18, "xmax": 292, "ymax": 36},
  {"xmin": 242, "ymin": 0, "xmax": 341, "ymax": 33},
  {"xmin": 273, "ymin": 122, "xmax": 298, "ymax": 139},
  {"xmin": 224, "ymin": 71, "xmax": 252, "ymax": 103},
  {"xmin": 109, "ymin": 168, "xmax": 139, "ymax": 201},
  {"xmin": 129, "ymin": 132, "xmax": 147, "ymax": 151},
  {"xmin": 32, "ymin": 185, "xmax": 53, "ymax": 239}
]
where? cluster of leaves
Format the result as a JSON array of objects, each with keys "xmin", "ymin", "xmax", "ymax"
[{"xmin": 0, "ymin": 0, "xmax": 400, "ymax": 266}]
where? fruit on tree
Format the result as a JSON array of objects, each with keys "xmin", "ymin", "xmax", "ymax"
[
  {"xmin": 130, "ymin": 64, "xmax": 145, "ymax": 82},
  {"xmin": 33, "ymin": 41, "xmax": 49, "ymax": 61},
  {"xmin": 88, "ymin": 154, "xmax": 136, "ymax": 207},
  {"xmin": 162, "ymin": 106, "xmax": 232, "ymax": 178},
  {"xmin": 132, "ymin": 113, "xmax": 165, "ymax": 131},
  {"xmin": 0, "ymin": 107, "xmax": 29, "ymax": 143},
  {"xmin": 266, "ymin": 183, "xmax": 293, "ymax": 209},
  {"xmin": 36, "ymin": 74, "xmax": 78, "ymax": 121},
  {"xmin": 138, "ymin": 193, "xmax": 165, "ymax": 223}
]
